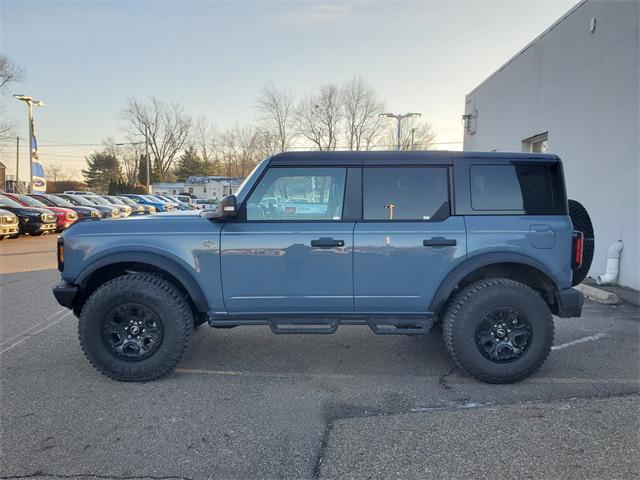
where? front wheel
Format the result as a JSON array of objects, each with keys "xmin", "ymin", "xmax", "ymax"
[
  {"xmin": 79, "ymin": 273, "xmax": 194, "ymax": 381},
  {"xmin": 442, "ymin": 278, "xmax": 554, "ymax": 384}
]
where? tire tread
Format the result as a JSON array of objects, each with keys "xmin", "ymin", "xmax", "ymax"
[
  {"xmin": 78, "ymin": 273, "xmax": 193, "ymax": 382},
  {"xmin": 442, "ymin": 278, "xmax": 554, "ymax": 384}
]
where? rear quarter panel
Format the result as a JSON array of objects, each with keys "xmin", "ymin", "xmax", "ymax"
[{"xmin": 465, "ymin": 215, "xmax": 573, "ymax": 289}]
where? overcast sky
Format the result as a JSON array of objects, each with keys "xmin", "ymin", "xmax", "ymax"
[{"xmin": 1, "ymin": 0, "xmax": 577, "ymax": 177}]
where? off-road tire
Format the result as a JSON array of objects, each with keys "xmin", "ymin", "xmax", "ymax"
[
  {"xmin": 443, "ymin": 278, "xmax": 554, "ymax": 384},
  {"xmin": 79, "ymin": 273, "xmax": 193, "ymax": 381},
  {"xmin": 568, "ymin": 199, "xmax": 594, "ymax": 286}
]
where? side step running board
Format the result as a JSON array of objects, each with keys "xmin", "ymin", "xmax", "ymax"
[
  {"xmin": 367, "ymin": 317, "xmax": 432, "ymax": 335},
  {"xmin": 269, "ymin": 319, "xmax": 339, "ymax": 334},
  {"xmin": 209, "ymin": 314, "xmax": 434, "ymax": 335}
]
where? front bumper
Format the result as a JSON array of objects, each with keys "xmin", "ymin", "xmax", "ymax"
[
  {"xmin": 1, "ymin": 223, "xmax": 19, "ymax": 236},
  {"xmin": 53, "ymin": 281, "xmax": 78, "ymax": 309},
  {"xmin": 555, "ymin": 287, "xmax": 584, "ymax": 318},
  {"xmin": 23, "ymin": 222, "xmax": 57, "ymax": 234}
]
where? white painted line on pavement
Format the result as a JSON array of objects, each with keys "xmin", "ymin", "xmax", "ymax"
[
  {"xmin": 175, "ymin": 368, "xmax": 357, "ymax": 380},
  {"xmin": 0, "ymin": 310, "xmax": 72, "ymax": 355},
  {"xmin": 551, "ymin": 332, "xmax": 609, "ymax": 351},
  {"xmin": 0, "ymin": 308, "xmax": 66, "ymax": 348}
]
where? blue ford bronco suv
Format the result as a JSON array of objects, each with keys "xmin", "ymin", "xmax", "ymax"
[{"xmin": 53, "ymin": 151, "xmax": 592, "ymax": 384}]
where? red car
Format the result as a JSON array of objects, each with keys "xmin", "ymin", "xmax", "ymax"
[{"xmin": 2, "ymin": 192, "xmax": 77, "ymax": 232}]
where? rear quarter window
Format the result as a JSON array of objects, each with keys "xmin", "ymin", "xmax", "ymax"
[{"xmin": 470, "ymin": 164, "xmax": 557, "ymax": 214}]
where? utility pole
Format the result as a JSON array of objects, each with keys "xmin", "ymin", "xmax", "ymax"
[
  {"xmin": 13, "ymin": 95, "xmax": 44, "ymax": 193},
  {"xmin": 145, "ymin": 124, "xmax": 151, "ymax": 194},
  {"xmin": 411, "ymin": 128, "xmax": 416, "ymax": 151},
  {"xmin": 379, "ymin": 112, "xmax": 421, "ymax": 151},
  {"xmin": 15, "ymin": 136, "xmax": 19, "ymax": 192}
]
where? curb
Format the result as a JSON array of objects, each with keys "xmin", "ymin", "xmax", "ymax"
[{"xmin": 575, "ymin": 284, "xmax": 621, "ymax": 305}]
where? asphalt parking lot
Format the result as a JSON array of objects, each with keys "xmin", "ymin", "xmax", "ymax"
[{"xmin": 1, "ymin": 235, "xmax": 639, "ymax": 479}]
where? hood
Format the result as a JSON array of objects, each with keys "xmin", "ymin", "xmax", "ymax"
[
  {"xmin": 62, "ymin": 211, "xmax": 219, "ymax": 237},
  {"xmin": 0, "ymin": 208, "xmax": 18, "ymax": 218},
  {"xmin": 1, "ymin": 205, "xmax": 54, "ymax": 216},
  {"xmin": 45, "ymin": 206, "xmax": 76, "ymax": 215}
]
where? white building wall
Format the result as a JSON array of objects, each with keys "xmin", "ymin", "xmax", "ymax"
[
  {"xmin": 185, "ymin": 182, "xmax": 224, "ymax": 200},
  {"xmin": 464, "ymin": 0, "xmax": 639, "ymax": 289}
]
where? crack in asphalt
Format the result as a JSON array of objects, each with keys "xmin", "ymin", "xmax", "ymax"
[{"xmin": 309, "ymin": 391, "xmax": 639, "ymax": 478}]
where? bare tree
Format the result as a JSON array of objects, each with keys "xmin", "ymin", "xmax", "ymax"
[
  {"xmin": 295, "ymin": 83, "xmax": 343, "ymax": 151},
  {"xmin": 256, "ymin": 83, "xmax": 295, "ymax": 153},
  {"xmin": 103, "ymin": 137, "xmax": 142, "ymax": 186},
  {"xmin": 45, "ymin": 162, "xmax": 75, "ymax": 182},
  {"xmin": 121, "ymin": 98, "xmax": 192, "ymax": 181},
  {"xmin": 0, "ymin": 55, "xmax": 25, "ymax": 142},
  {"xmin": 218, "ymin": 125, "xmax": 262, "ymax": 178},
  {"xmin": 341, "ymin": 76, "xmax": 386, "ymax": 150},
  {"xmin": 383, "ymin": 117, "xmax": 437, "ymax": 151},
  {"xmin": 0, "ymin": 54, "xmax": 24, "ymax": 91}
]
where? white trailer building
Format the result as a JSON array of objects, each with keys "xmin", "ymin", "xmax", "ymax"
[{"xmin": 463, "ymin": 0, "xmax": 639, "ymax": 289}]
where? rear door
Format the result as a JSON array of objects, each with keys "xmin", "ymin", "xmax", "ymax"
[{"xmin": 354, "ymin": 165, "xmax": 466, "ymax": 313}]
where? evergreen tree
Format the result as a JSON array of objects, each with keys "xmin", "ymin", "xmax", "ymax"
[
  {"xmin": 137, "ymin": 154, "xmax": 148, "ymax": 185},
  {"xmin": 173, "ymin": 147, "xmax": 205, "ymax": 182},
  {"xmin": 83, "ymin": 151, "xmax": 123, "ymax": 194}
]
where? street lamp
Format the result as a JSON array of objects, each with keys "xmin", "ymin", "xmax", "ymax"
[
  {"xmin": 379, "ymin": 112, "xmax": 421, "ymax": 151},
  {"xmin": 14, "ymin": 94, "xmax": 44, "ymax": 193}
]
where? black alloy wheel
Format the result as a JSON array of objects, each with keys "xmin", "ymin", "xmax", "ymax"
[
  {"xmin": 475, "ymin": 307, "xmax": 532, "ymax": 363},
  {"xmin": 102, "ymin": 303, "xmax": 164, "ymax": 361}
]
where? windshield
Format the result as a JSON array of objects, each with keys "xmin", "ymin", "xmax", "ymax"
[
  {"xmin": 65, "ymin": 194, "xmax": 97, "ymax": 207},
  {"xmin": 87, "ymin": 196, "xmax": 110, "ymax": 206},
  {"xmin": 45, "ymin": 195, "xmax": 75, "ymax": 208},
  {"xmin": 106, "ymin": 196, "xmax": 125, "ymax": 204},
  {"xmin": 144, "ymin": 195, "xmax": 161, "ymax": 203},
  {"xmin": 118, "ymin": 196, "xmax": 136, "ymax": 205},
  {"xmin": 0, "ymin": 195, "xmax": 24, "ymax": 208},
  {"xmin": 16, "ymin": 195, "xmax": 47, "ymax": 208},
  {"xmin": 235, "ymin": 159, "xmax": 267, "ymax": 202}
]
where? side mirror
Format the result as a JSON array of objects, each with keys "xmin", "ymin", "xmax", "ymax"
[{"xmin": 200, "ymin": 195, "xmax": 237, "ymax": 220}]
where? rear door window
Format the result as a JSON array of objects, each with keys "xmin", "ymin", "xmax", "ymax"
[{"xmin": 363, "ymin": 167, "xmax": 449, "ymax": 221}]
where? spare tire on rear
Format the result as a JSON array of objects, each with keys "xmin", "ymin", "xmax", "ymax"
[{"xmin": 568, "ymin": 199, "xmax": 594, "ymax": 286}]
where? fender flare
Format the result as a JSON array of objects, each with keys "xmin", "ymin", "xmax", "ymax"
[
  {"xmin": 76, "ymin": 251, "xmax": 209, "ymax": 313},
  {"xmin": 429, "ymin": 252, "xmax": 559, "ymax": 314}
]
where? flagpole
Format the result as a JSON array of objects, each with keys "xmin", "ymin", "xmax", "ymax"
[
  {"xmin": 27, "ymin": 101, "xmax": 34, "ymax": 193},
  {"xmin": 13, "ymin": 95, "xmax": 44, "ymax": 194}
]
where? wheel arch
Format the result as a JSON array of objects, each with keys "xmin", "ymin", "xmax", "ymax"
[
  {"xmin": 74, "ymin": 252, "xmax": 209, "ymax": 316},
  {"xmin": 430, "ymin": 253, "xmax": 560, "ymax": 315}
]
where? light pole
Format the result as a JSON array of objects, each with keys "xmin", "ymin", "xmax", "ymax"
[
  {"xmin": 14, "ymin": 95, "xmax": 44, "ymax": 193},
  {"xmin": 145, "ymin": 124, "xmax": 151, "ymax": 194},
  {"xmin": 379, "ymin": 112, "xmax": 421, "ymax": 151}
]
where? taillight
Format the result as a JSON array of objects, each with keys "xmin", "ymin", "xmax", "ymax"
[
  {"xmin": 57, "ymin": 237, "xmax": 64, "ymax": 272},
  {"xmin": 572, "ymin": 231, "xmax": 584, "ymax": 269}
]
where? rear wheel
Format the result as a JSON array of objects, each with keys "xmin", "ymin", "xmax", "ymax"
[
  {"xmin": 568, "ymin": 199, "xmax": 594, "ymax": 286},
  {"xmin": 443, "ymin": 278, "xmax": 554, "ymax": 384},
  {"xmin": 79, "ymin": 273, "xmax": 194, "ymax": 381}
]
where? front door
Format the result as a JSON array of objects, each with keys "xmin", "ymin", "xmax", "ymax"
[
  {"xmin": 221, "ymin": 166, "xmax": 354, "ymax": 314},
  {"xmin": 354, "ymin": 166, "xmax": 466, "ymax": 314}
]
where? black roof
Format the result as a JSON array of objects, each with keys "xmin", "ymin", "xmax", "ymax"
[{"xmin": 268, "ymin": 150, "xmax": 559, "ymax": 166}]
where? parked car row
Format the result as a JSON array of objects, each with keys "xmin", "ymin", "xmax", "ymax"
[{"xmin": 0, "ymin": 191, "xmax": 200, "ymax": 240}]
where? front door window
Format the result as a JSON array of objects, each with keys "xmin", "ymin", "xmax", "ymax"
[{"xmin": 245, "ymin": 167, "xmax": 346, "ymax": 221}]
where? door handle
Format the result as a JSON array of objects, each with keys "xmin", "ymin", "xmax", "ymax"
[
  {"xmin": 311, "ymin": 238, "xmax": 345, "ymax": 248},
  {"xmin": 423, "ymin": 237, "xmax": 457, "ymax": 247}
]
